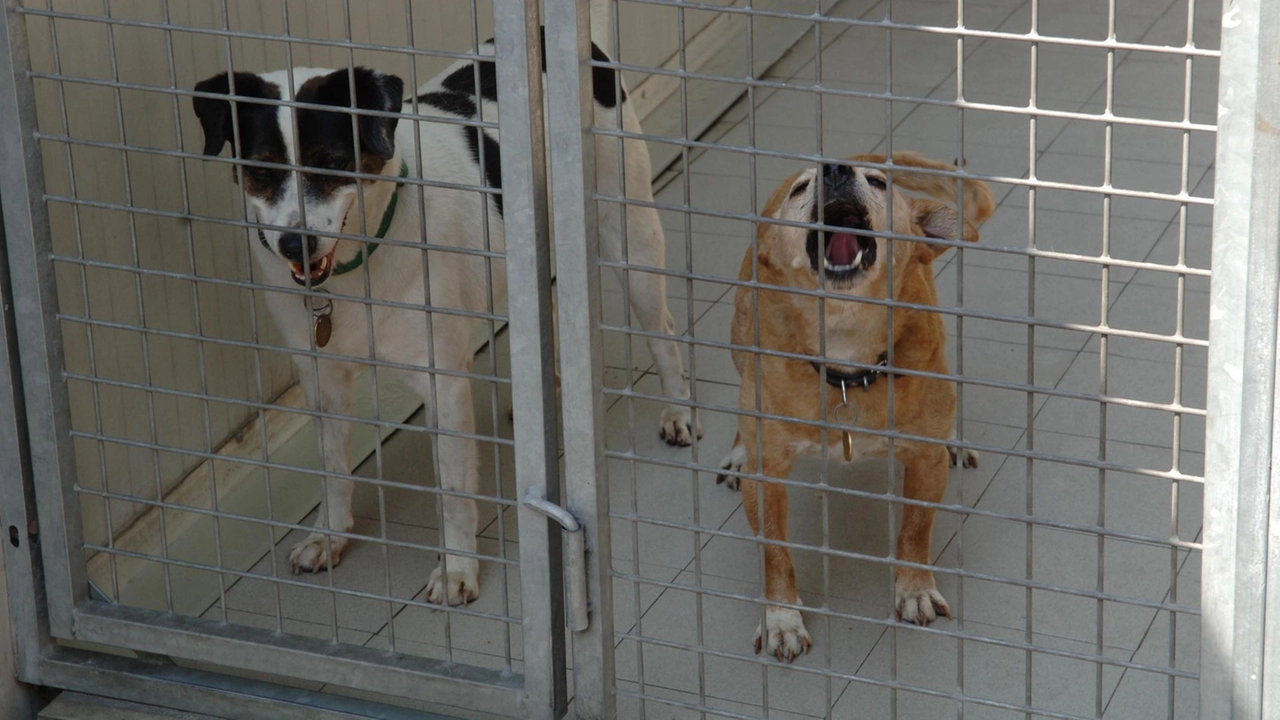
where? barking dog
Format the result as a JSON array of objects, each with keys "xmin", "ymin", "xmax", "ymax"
[
  {"xmin": 715, "ymin": 152, "xmax": 993, "ymax": 660},
  {"xmin": 193, "ymin": 37, "xmax": 698, "ymax": 605}
]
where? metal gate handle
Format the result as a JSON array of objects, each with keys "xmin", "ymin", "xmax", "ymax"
[{"xmin": 522, "ymin": 496, "xmax": 589, "ymax": 632}]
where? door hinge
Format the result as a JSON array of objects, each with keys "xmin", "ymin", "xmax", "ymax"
[{"xmin": 522, "ymin": 496, "xmax": 589, "ymax": 632}]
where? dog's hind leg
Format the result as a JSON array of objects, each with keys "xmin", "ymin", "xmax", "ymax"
[
  {"xmin": 633, "ymin": 268, "xmax": 699, "ymax": 446},
  {"xmin": 716, "ymin": 434, "xmax": 746, "ymax": 491},
  {"xmin": 406, "ymin": 338, "xmax": 482, "ymax": 606},
  {"xmin": 947, "ymin": 429, "xmax": 979, "ymax": 469},
  {"xmin": 593, "ymin": 93, "xmax": 699, "ymax": 446},
  {"xmin": 607, "ymin": 201, "xmax": 702, "ymax": 446},
  {"xmin": 289, "ymin": 361, "xmax": 358, "ymax": 574}
]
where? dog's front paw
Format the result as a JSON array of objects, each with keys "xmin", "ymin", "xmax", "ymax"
[
  {"xmin": 288, "ymin": 534, "xmax": 349, "ymax": 574},
  {"xmin": 895, "ymin": 570, "xmax": 951, "ymax": 626},
  {"xmin": 715, "ymin": 444, "xmax": 746, "ymax": 491},
  {"xmin": 753, "ymin": 605, "xmax": 811, "ymax": 662},
  {"xmin": 948, "ymin": 446, "xmax": 979, "ymax": 469},
  {"xmin": 426, "ymin": 558, "xmax": 480, "ymax": 606},
  {"xmin": 659, "ymin": 406, "xmax": 702, "ymax": 447}
]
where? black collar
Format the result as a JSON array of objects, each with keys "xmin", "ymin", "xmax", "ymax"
[{"xmin": 811, "ymin": 352, "xmax": 891, "ymax": 391}]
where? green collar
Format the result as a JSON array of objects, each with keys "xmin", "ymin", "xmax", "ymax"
[{"xmin": 257, "ymin": 159, "xmax": 409, "ymax": 277}]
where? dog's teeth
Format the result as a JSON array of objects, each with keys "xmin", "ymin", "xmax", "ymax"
[{"xmin": 853, "ymin": 249, "xmax": 864, "ymax": 267}]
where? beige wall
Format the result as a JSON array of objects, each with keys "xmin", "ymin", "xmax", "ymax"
[{"xmin": 20, "ymin": 0, "xmax": 713, "ymax": 553}]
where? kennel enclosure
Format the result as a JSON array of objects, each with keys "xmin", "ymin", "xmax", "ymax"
[{"xmin": 0, "ymin": 0, "xmax": 1277, "ymax": 718}]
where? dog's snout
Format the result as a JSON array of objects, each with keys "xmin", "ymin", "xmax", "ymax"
[
  {"xmin": 278, "ymin": 232, "xmax": 319, "ymax": 263},
  {"xmin": 823, "ymin": 163, "xmax": 854, "ymax": 192}
]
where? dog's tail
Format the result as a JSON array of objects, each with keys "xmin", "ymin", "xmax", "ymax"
[{"xmin": 850, "ymin": 151, "xmax": 995, "ymax": 228}]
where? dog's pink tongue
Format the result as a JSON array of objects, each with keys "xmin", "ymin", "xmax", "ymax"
[{"xmin": 826, "ymin": 233, "xmax": 859, "ymax": 265}]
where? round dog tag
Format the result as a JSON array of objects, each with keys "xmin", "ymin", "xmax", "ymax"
[{"xmin": 314, "ymin": 314, "xmax": 333, "ymax": 348}]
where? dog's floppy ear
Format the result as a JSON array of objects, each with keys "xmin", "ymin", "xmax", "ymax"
[
  {"xmin": 912, "ymin": 198, "xmax": 981, "ymax": 259},
  {"xmin": 192, "ymin": 71, "xmax": 278, "ymax": 156},
  {"xmin": 354, "ymin": 68, "xmax": 404, "ymax": 160},
  {"xmin": 192, "ymin": 73, "xmax": 235, "ymax": 156},
  {"xmin": 301, "ymin": 68, "xmax": 405, "ymax": 161}
]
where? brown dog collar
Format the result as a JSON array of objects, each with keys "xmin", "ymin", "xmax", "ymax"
[{"xmin": 811, "ymin": 352, "xmax": 891, "ymax": 391}]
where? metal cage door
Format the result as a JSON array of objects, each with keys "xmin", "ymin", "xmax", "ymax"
[{"xmin": 0, "ymin": 1, "xmax": 574, "ymax": 717}]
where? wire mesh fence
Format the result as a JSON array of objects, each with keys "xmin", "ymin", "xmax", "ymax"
[
  {"xmin": 3, "ymin": 0, "xmax": 565, "ymax": 715},
  {"xmin": 0, "ymin": 0, "xmax": 1243, "ymax": 718},
  {"xmin": 565, "ymin": 0, "xmax": 1214, "ymax": 718}
]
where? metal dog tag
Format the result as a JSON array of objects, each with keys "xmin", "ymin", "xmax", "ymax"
[
  {"xmin": 314, "ymin": 313, "xmax": 333, "ymax": 348},
  {"xmin": 833, "ymin": 401, "xmax": 859, "ymax": 462},
  {"xmin": 308, "ymin": 293, "xmax": 334, "ymax": 349}
]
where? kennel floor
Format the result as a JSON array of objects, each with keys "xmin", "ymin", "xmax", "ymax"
[{"xmin": 195, "ymin": 0, "xmax": 1212, "ymax": 716}]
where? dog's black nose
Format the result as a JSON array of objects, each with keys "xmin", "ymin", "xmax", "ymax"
[
  {"xmin": 278, "ymin": 233, "xmax": 319, "ymax": 264},
  {"xmin": 823, "ymin": 162, "xmax": 854, "ymax": 192}
]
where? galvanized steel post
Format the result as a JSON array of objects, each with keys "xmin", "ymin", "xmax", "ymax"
[
  {"xmin": 0, "ymin": 0, "xmax": 87, "ymax": 640},
  {"xmin": 1203, "ymin": 0, "xmax": 1280, "ymax": 716},
  {"xmin": 544, "ymin": 0, "xmax": 617, "ymax": 717},
  {"xmin": 493, "ymin": 0, "xmax": 570, "ymax": 718}
]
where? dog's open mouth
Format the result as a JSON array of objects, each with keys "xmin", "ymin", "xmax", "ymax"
[
  {"xmin": 807, "ymin": 208, "xmax": 877, "ymax": 286},
  {"xmin": 289, "ymin": 251, "xmax": 334, "ymax": 287},
  {"xmin": 823, "ymin": 231, "xmax": 875, "ymax": 274}
]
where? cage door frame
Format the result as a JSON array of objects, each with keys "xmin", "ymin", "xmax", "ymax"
[
  {"xmin": 1201, "ymin": 0, "xmax": 1280, "ymax": 715},
  {"xmin": 0, "ymin": 1, "xmax": 569, "ymax": 716},
  {"xmin": 543, "ymin": 1, "xmax": 619, "ymax": 719}
]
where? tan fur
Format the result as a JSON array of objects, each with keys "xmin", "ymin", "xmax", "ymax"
[{"xmin": 723, "ymin": 152, "xmax": 994, "ymax": 661}]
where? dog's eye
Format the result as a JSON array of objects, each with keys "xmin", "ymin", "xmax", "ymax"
[
  {"xmin": 789, "ymin": 179, "xmax": 810, "ymax": 199},
  {"xmin": 866, "ymin": 174, "xmax": 887, "ymax": 190},
  {"xmin": 242, "ymin": 166, "xmax": 269, "ymax": 181}
]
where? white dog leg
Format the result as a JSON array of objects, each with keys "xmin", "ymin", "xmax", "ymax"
[
  {"xmin": 947, "ymin": 429, "xmax": 979, "ymax": 469},
  {"xmin": 631, "ymin": 273, "xmax": 700, "ymax": 446},
  {"xmin": 289, "ymin": 361, "xmax": 357, "ymax": 574},
  {"xmin": 407, "ymin": 354, "xmax": 481, "ymax": 606},
  {"xmin": 619, "ymin": 204, "xmax": 702, "ymax": 446},
  {"xmin": 594, "ymin": 122, "xmax": 701, "ymax": 446}
]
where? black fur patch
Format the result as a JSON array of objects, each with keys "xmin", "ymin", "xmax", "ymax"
[
  {"xmin": 585, "ymin": 39, "xmax": 626, "ymax": 109},
  {"xmin": 192, "ymin": 72, "xmax": 289, "ymax": 203},
  {"xmin": 439, "ymin": 29, "xmax": 626, "ymax": 109},
  {"xmin": 440, "ymin": 55, "xmax": 498, "ymax": 101},
  {"xmin": 293, "ymin": 67, "xmax": 405, "ymax": 198},
  {"xmin": 416, "ymin": 91, "xmax": 478, "ymax": 118},
  {"xmin": 462, "ymin": 126, "xmax": 504, "ymax": 217}
]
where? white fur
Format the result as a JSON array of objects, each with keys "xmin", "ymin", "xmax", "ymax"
[
  {"xmin": 895, "ymin": 572, "xmax": 950, "ymax": 625},
  {"xmin": 754, "ymin": 604, "xmax": 811, "ymax": 662},
  {"xmin": 248, "ymin": 68, "xmax": 355, "ymax": 263},
  {"xmin": 239, "ymin": 44, "xmax": 698, "ymax": 603}
]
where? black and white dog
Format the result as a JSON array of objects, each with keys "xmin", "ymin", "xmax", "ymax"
[{"xmin": 192, "ymin": 37, "xmax": 700, "ymax": 605}]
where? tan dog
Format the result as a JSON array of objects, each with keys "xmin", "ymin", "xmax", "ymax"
[{"xmin": 715, "ymin": 152, "xmax": 994, "ymax": 661}]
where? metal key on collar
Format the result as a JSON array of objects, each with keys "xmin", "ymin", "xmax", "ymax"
[{"xmin": 833, "ymin": 379, "xmax": 860, "ymax": 462}]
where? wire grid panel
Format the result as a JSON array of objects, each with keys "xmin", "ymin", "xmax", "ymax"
[
  {"xmin": 551, "ymin": 0, "xmax": 1215, "ymax": 718},
  {"xmin": 1, "ymin": 0, "xmax": 567, "ymax": 715}
]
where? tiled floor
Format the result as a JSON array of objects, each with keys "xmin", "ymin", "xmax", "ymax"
[{"xmin": 191, "ymin": 0, "xmax": 1212, "ymax": 717}]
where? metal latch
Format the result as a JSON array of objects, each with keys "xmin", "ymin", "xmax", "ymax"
[{"xmin": 522, "ymin": 496, "xmax": 589, "ymax": 632}]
